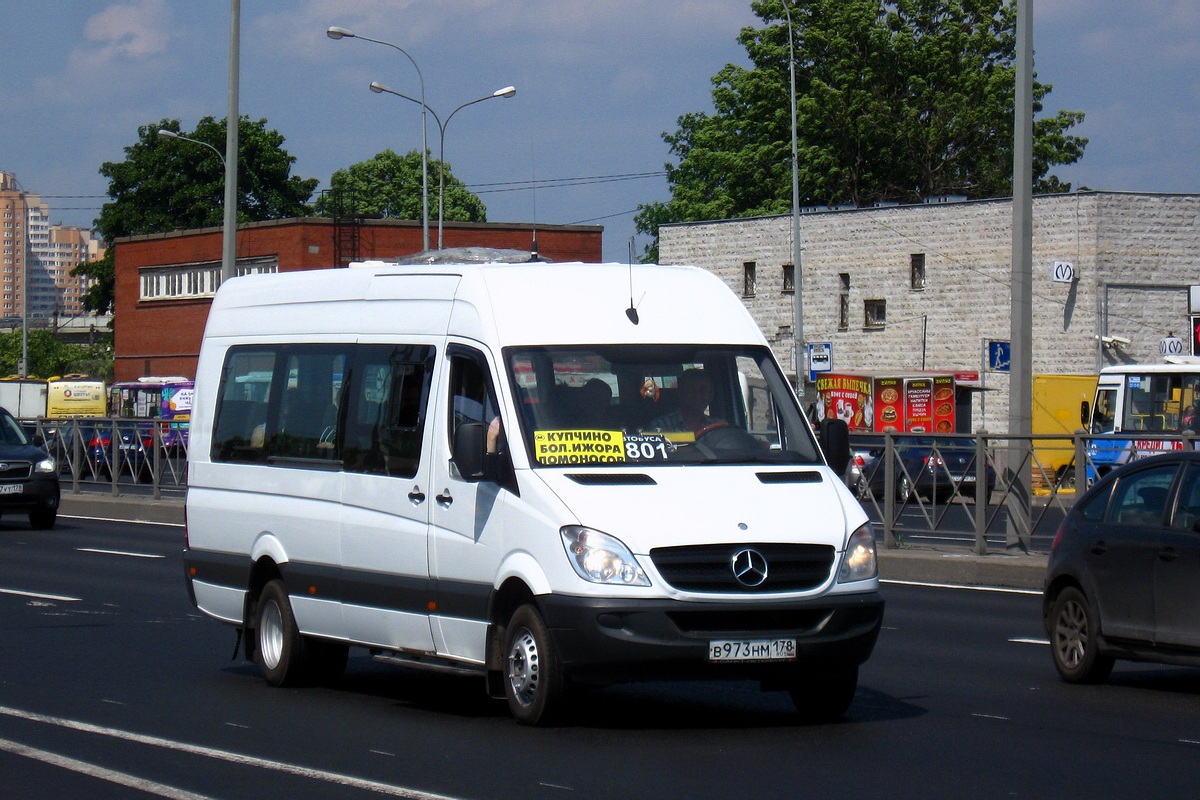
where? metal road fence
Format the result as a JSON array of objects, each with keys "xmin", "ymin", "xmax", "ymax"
[
  {"xmin": 850, "ymin": 431, "xmax": 1197, "ymax": 555},
  {"xmin": 29, "ymin": 417, "xmax": 188, "ymax": 501}
]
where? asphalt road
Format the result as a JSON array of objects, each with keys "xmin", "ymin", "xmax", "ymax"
[{"xmin": 2, "ymin": 510, "xmax": 1198, "ymax": 798}]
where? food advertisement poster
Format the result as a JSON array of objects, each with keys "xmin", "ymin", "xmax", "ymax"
[
  {"xmin": 874, "ymin": 377, "xmax": 904, "ymax": 431},
  {"xmin": 904, "ymin": 378, "xmax": 933, "ymax": 432},
  {"xmin": 933, "ymin": 375, "xmax": 956, "ymax": 433},
  {"xmin": 813, "ymin": 373, "xmax": 873, "ymax": 431}
]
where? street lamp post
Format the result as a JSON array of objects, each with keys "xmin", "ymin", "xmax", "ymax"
[
  {"xmin": 157, "ymin": 129, "xmax": 236, "ymax": 285},
  {"xmin": 781, "ymin": 2, "xmax": 804, "ymax": 394},
  {"xmin": 327, "ymin": 26, "xmax": 430, "ymax": 253},
  {"xmin": 369, "ymin": 82, "xmax": 516, "ymax": 249}
]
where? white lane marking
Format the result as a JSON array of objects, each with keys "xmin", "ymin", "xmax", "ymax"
[
  {"xmin": 0, "ymin": 737, "xmax": 218, "ymax": 800},
  {"xmin": 78, "ymin": 547, "xmax": 165, "ymax": 559},
  {"xmin": 59, "ymin": 513, "xmax": 184, "ymax": 528},
  {"xmin": 972, "ymin": 713, "xmax": 1010, "ymax": 721},
  {"xmin": 0, "ymin": 587, "xmax": 81, "ymax": 602},
  {"xmin": 0, "ymin": 704, "xmax": 464, "ymax": 799},
  {"xmin": 1010, "ymin": 637, "xmax": 1049, "ymax": 646},
  {"xmin": 881, "ymin": 578, "xmax": 1041, "ymax": 596}
]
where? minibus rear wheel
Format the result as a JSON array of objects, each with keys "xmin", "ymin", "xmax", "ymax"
[
  {"xmin": 255, "ymin": 580, "xmax": 309, "ymax": 687},
  {"xmin": 503, "ymin": 604, "xmax": 565, "ymax": 725}
]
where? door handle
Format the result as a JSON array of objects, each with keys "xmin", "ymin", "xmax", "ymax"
[
  {"xmin": 408, "ymin": 487, "xmax": 426, "ymax": 504},
  {"xmin": 1089, "ymin": 541, "xmax": 1108, "ymax": 555},
  {"xmin": 436, "ymin": 489, "xmax": 454, "ymax": 506},
  {"xmin": 1158, "ymin": 547, "xmax": 1179, "ymax": 562}
]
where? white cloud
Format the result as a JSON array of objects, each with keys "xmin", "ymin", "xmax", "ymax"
[{"xmin": 83, "ymin": 0, "xmax": 172, "ymax": 61}]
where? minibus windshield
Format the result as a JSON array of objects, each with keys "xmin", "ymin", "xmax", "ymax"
[{"xmin": 504, "ymin": 344, "xmax": 822, "ymax": 467}]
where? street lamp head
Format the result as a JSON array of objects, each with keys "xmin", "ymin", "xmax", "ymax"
[
  {"xmin": 494, "ymin": 86, "xmax": 517, "ymax": 99},
  {"xmin": 369, "ymin": 81, "xmax": 388, "ymax": 94},
  {"xmin": 156, "ymin": 129, "xmax": 180, "ymax": 140},
  {"xmin": 326, "ymin": 26, "xmax": 355, "ymax": 40}
]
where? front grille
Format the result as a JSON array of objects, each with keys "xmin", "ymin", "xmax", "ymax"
[
  {"xmin": 0, "ymin": 461, "xmax": 32, "ymax": 480},
  {"xmin": 649, "ymin": 542, "xmax": 835, "ymax": 593}
]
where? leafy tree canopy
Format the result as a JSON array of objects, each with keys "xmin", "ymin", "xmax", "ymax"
[
  {"xmin": 0, "ymin": 330, "xmax": 113, "ymax": 381},
  {"xmin": 313, "ymin": 149, "xmax": 486, "ymax": 223},
  {"xmin": 75, "ymin": 116, "xmax": 318, "ymax": 313},
  {"xmin": 635, "ymin": 0, "xmax": 1087, "ymax": 260}
]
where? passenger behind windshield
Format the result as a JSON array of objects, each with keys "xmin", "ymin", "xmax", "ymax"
[{"xmin": 646, "ymin": 368, "xmax": 723, "ymax": 435}]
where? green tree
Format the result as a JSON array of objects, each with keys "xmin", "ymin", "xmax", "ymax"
[
  {"xmin": 0, "ymin": 331, "xmax": 110, "ymax": 379},
  {"xmin": 75, "ymin": 116, "xmax": 319, "ymax": 313},
  {"xmin": 313, "ymin": 149, "xmax": 486, "ymax": 224},
  {"xmin": 635, "ymin": 0, "xmax": 1087, "ymax": 260}
]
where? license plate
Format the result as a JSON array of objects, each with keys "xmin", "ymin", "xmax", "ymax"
[
  {"xmin": 0, "ymin": 484, "xmax": 23, "ymax": 495},
  {"xmin": 709, "ymin": 638, "xmax": 796, "ymax": 663}
]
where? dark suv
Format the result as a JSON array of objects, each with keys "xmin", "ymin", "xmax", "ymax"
[
  {"xmin": 1043, "ymin": 451, "xmax": 1200, "ymax": 683},
  {"xmin": 0, "ymin": 406, "xmax": 60, "ymax": 529}
]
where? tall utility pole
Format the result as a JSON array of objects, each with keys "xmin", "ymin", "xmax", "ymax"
[
  {"xmin": 1007, "ymin": 0, "xmax": 1034, "ymax": 552},
  {"xmin": 221, "ymin": 0, "xmax": 240, "ymax": 285},
  {"xmin": 782, "ymin": 2, "xmax": 804, "ymax": 394}
]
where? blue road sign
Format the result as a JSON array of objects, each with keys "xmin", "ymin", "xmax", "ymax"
[{"xmin": 987, "ymin": 340, "xmax": 1011, "ymax": 372}]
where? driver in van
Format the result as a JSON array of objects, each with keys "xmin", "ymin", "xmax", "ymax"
[{"xmin": 647, "ymin": 368, "xmax": 724, "ymax": 435}]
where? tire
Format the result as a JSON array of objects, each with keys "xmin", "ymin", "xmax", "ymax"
[
  {"xmin": 254, "ymin": 579, "xmax": 311, "ymax": 687},
  {"xmin": 29, "ymin": 507, "xmax": 56, "ymax": 530},
  {"xmin": 1048, "ymin": 586, "xmax": 1114, "ymax": 684},
  {"xmin": 503, "ymin": 604, "xmax": 565, "ymax": 725},
  {"xmin": 788, "ymin": 664, "xmax": 858, "ymax": 723}
]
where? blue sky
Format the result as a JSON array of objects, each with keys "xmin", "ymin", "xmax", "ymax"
[{"xmin": 2, "ymin": 1, "xmax": 1196, "ymax": 262}]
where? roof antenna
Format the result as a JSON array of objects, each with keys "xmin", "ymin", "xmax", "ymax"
[
  {"xmin": 625, "ymin": 236, "xmax": 640, "ymax": 325},
  {"xmin": 527, "ymin": 145, "xmax": 540, "ymax": 262}
]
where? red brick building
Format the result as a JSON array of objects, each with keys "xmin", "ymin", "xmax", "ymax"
[{"xmin": 114, "ymin": 217, "xmax": 602, "ymax": 382}]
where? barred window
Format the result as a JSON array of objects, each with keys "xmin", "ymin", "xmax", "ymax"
[{"xmin": 139, "ymin": 257, "xmax": 278, "ymax": 301}]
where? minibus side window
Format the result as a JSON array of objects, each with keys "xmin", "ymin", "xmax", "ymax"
[
  {"xmin": 268, "ymin": 348, "xmax": 347, "ymax": 461},
  {"xmin": 343, "ymin": 345, "xmax": 434, "ymax": 478},
  {"xmin": 212, "ymin": 348, "xmax": 277, "ymax": 462}
]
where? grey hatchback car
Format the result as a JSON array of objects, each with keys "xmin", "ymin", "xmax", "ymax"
[
  {"xmin": 0, "ymin": 406, "xmax": 59, "ymax": 529},
  {"xmin": 1043, "ymin": 451, "xmax": 1200, "ymax": 683}
]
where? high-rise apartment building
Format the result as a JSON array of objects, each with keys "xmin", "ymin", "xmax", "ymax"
[{"xmin": 1, "ymin": 171, "xmax": 103, "ymax": 324}]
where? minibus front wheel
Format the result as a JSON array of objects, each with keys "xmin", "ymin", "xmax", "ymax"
[{"xmin": 503, "ymin": 604, "xmax": 565, "ymax": 725}]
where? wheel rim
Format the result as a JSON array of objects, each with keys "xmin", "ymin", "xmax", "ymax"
[
  {"xmin": 507, "ymin": 627, "xmax": 541, "ymax": 708},
  {"xmin": 259, "ymin": 599, "xmax": 284, "ymax": 670},
  {"xmin": 1054, "ymin": 598, "xmax": 1088, "ymax": 668}
]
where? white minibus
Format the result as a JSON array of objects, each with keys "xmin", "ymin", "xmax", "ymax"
[{"xmin": 184, "ymin": 260, "xmax": 883, "ymax": 724}]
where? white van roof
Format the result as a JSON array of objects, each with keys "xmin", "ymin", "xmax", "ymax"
[{"xmin": 203, "ymin": 262, "xmax": 766, "ymax": 347}]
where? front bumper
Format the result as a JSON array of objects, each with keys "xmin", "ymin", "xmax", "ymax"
[
  {"xmin": 538, "ymin": 590, "xmax": 884, "ymax": 685},
  {"xmin": 0, "ymin": 476, "xmax": 60, "ymax": 513}
]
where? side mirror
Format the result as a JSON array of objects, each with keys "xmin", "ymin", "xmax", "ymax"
[
  {"xmin": 452, "ymin": 421, "xmax": 489, "ymax": 480},
  {"xmin": 1080, "ymin": 400, "xmax": 1090, "ymax": 428},
  {"xmin": 819, "ymin": 418, "xmax": 850, "ymax": 476}
]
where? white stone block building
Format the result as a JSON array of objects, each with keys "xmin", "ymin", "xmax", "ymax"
[{"xmin": 659, "ymin": 192, "xmax": 1200, "ymax": 434}]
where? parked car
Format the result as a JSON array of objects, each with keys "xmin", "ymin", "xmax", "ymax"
[
  {"xmin": 863, "ymin": 436, "xmax": 995, "ymax": 503},
  {"xmin": 0, "ymin": 406, "xmax": 60, "ymax": 528},
  {"xmin": 1043, "ymin": 451, "xmax": 1200, "ymax": 683},
  {"xmin": 87, "ymin": 420, "xmax": 154, "ymax": 481},
  {"xmin": 847, "ymin": 435, "xmax": 881, "ymax": 500}
]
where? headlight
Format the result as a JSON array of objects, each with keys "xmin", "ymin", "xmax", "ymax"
[
  {"xmin": 35, "ymin": 457, "xmax": 56, "ymax": 474},
  {"xmin": 560, "ymin": 526, "xmax": 650, "ymax": 586},
  {"xmin": 837, "ymin": 523, "xmax": 877, "ymax": 583}
]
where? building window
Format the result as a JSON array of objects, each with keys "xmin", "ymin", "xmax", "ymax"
[
  {"xmin": 865, "ymin": 299, "xmax": 886, "ymax": 330},
  {"xmin": 139, "ymin": 256, "xmax": 278, "ymax": 301},
  {"xmin": 910, "ymin": 253, "xmax": 926, "ymax": 291},
  {"xmin": 743, "ymin": 261, "xmax": 756, "ymax": 298},
  {"xmin": 782, "ymin": 263, "xmax": 795, "ymax": 294},
  {"xmin": 839, "ymin": 273, "xmax": 850, "ymax": 331}
]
